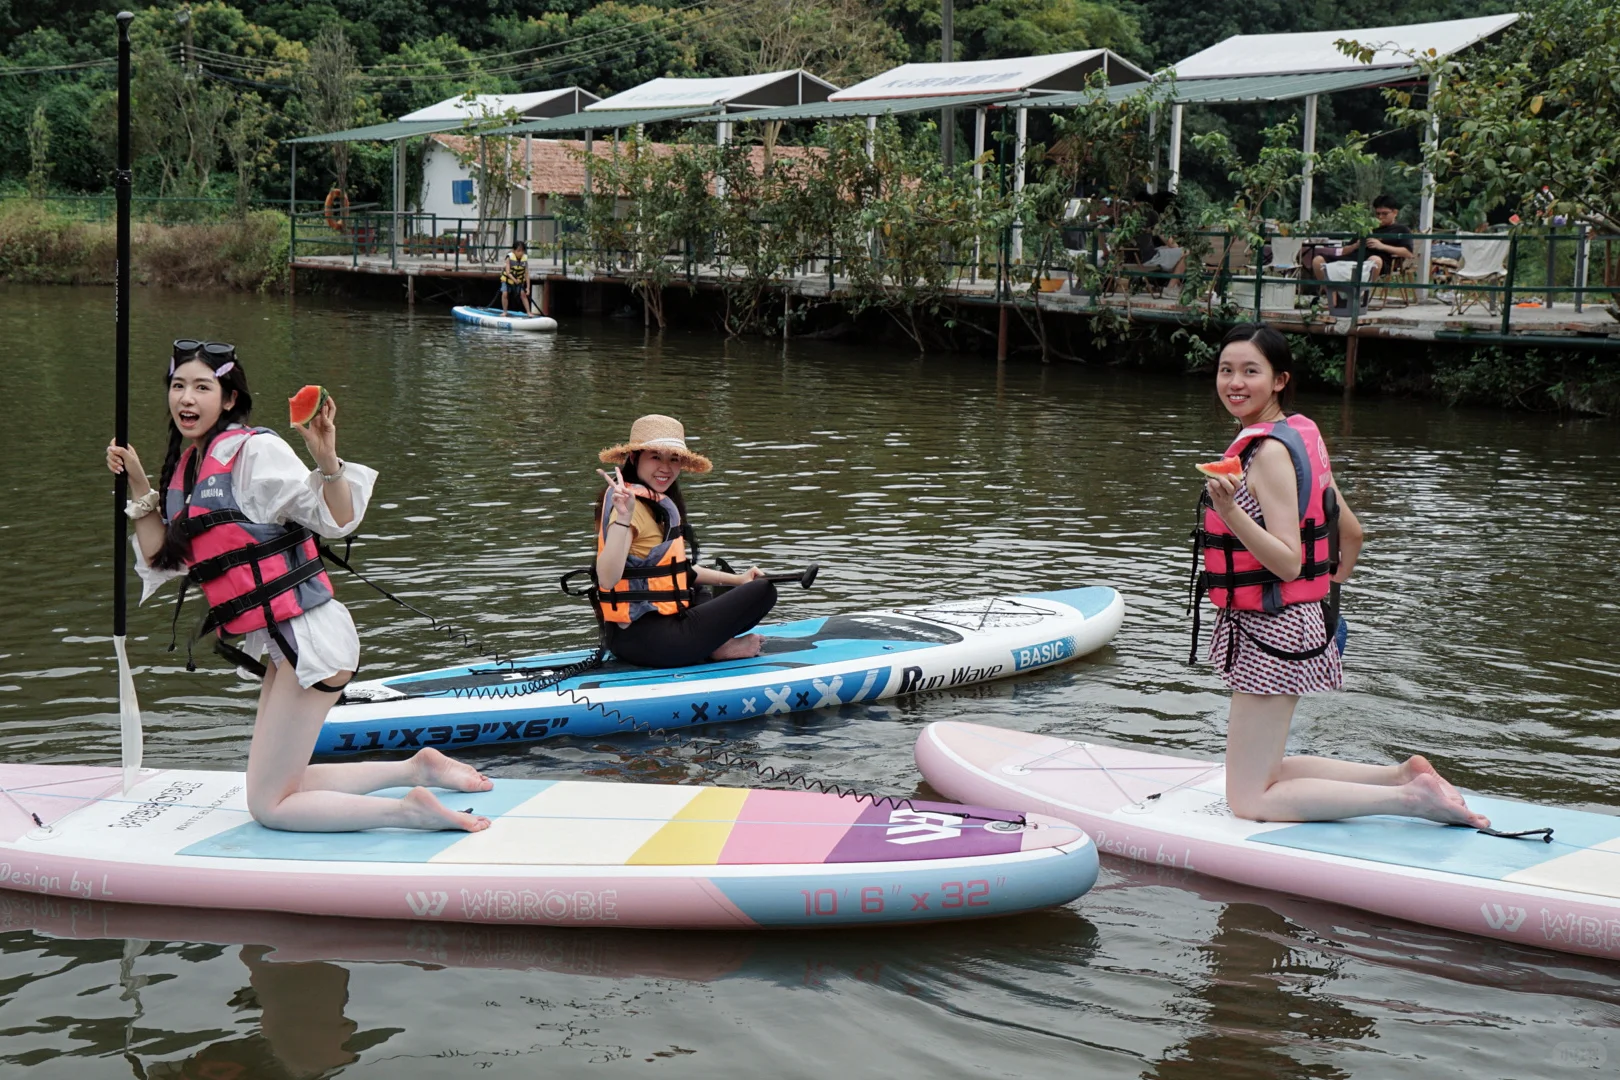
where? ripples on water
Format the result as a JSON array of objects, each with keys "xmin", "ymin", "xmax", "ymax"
[{"xmin": 0, "ymin": 285, "xmax": 1617, "ymax": 1076}]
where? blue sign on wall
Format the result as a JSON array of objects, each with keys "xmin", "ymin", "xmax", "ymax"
[{"xmin": 451, "ymin": 179, "xmax": 475, "ymax": 205}]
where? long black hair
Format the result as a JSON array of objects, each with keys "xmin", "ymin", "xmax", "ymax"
[
  {"xmin": 595, "ymin": 450, "xmax": 702, "ymax": 564},
  {"xmin": 152, "ymin": 351, "xmax": 255, "ymax": 571},
  {"xmin": 1218, "ymin": 322, "xmax": 1296, "ymax": 412}
]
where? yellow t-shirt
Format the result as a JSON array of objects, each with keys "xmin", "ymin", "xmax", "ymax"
[{"xmin": 625, "ymin": 498, "xmax": 661, "ymax": 560}]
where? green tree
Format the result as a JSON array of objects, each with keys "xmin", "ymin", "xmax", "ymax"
[
  {"xmin": 1371, "ymin": 0, "xmax": 1619, "ymax": 231},
  {"xmin": 25, "ymin": 99, "xmax": 49, "ymax": 196},
  {"xmin": 300, "ymin": 22, "xmax": 361, "ymax": 194}
]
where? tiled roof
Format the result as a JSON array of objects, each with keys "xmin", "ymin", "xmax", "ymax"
[{"xmin": 431, "ymin": 134, "xmax": 816, "ymax": 197}]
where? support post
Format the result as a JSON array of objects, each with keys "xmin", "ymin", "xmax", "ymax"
[
  {"xmin": 391, "ymin": 138, "xmax": 403, "ymax": 268},
  {"xmin": 407, "ymin": 273, "xmax": 415, "ymax": 307},
  {"xmin": 1299, "ymin": 94, "xmax": 1318, "ymax": 225},
  {"xmin": 865, "ymin": 114, "xmax": 876, "ymax": 161},
  {"xmin": 1168, "ymin": 104, "xmax": 1183, "ymax": 193},
  {"xmin": 971, "ymin": 107, "xmax": 986, "ymax": 282},
  {"xmin": 716, "ymin": 119, "xmax": 731, "ymax": 198},
  {"xmin": 290, "ymin": 143, "xmax": 297, "ymax": 216},
  {"xmin": 940, "ymin": 0, "xmax": 954, "ymax": 168},
  {"xmin": 1417, "ymin": 72, "xmax": 1441, "ymax": 289},
  {"xmin": 1343, "ymin": 334, "xmax": 1359, "ymax": 394},
  {"xmin": 583, "ymin": 128, "xmax": 594, "ymax": 203},
  {"xmin": 1147, "ymin": 109, "xmax": 1157, "ymax": 194},
  {"xmin": 1011, "ymin": 106, "xmax": 1027, "ymax": 263},
  {"xmin": 997, "ymin": 304, "xmax": 1009, "ymax": 362}
]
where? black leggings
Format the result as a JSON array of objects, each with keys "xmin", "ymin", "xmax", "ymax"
[{"xmin": 605, "ymin": 578, "xmax": 777, "ymax": 668}]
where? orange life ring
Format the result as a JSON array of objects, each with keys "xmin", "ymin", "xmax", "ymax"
[{"xmin": 323, "ymin": 187, "xmax": 349, "ymax": 231}]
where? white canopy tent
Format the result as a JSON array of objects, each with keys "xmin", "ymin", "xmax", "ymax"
[
  {"xmin": 1165, "ymin": 13, "xmax": 1521, "ymax": 281},
  {"xmin": 831, "ymin": 50, "xmax": 1150, "ymax": 263}
]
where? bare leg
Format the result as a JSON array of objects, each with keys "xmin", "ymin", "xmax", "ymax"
[
  {"xmin": 709, "ymin": 633, "xmax": 763, "ymax": 661},
  {"xmin": 246, "ymin": 660, "xmax": 490, "ymax": 833},
  {"xmin": 1225, "ymin": 692, "xmax": 1489, "ymax": 827}
]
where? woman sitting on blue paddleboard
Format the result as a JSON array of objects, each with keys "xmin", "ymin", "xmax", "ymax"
[
  {"xmin": 106, "ymin": 341, "xmax": 491, "ymax": 833},
  {"xmin": 1192, "ymin": 323, "xmax": 1488, "ymax": 828},
  {"xmin": 592, "ymin": 414, "xmax": 777, "ymax": 666}
]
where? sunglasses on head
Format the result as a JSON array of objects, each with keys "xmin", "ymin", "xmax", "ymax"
[{"xmin": 170, "ymin": 340, "xmax": 236, "ymax": 378}]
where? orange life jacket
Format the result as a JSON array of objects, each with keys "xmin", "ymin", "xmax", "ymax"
[{"xmin": 592, "ymin": 484, "xmax": 695, "ymax": 626}]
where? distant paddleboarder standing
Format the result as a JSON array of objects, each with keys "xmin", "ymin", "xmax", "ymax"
[
  {"xmin": 106, "ymin": 340, "xmax": 492, "ymax": 832},
  {"xmin": 1189, "ymin": 323, "xmax": 1488, "ymax": 828}
]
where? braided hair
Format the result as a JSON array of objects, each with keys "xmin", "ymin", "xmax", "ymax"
[{"xmin": 151, "ymin": 353, "xmax": 255, "ymax": 571}]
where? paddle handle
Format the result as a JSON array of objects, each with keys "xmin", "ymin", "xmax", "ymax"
[{"xmin": 764, "ymin": 563, "xmax": 819, "ymax": 590}]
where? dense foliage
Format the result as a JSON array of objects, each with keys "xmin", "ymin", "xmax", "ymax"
[{"xmin": 0, "ymin": 0, "xmax": 1539, "ymax": 210}]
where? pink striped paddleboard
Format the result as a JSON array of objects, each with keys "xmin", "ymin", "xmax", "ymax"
[
  {"xmin": 915, "ymin": 722, "xmax": 1620, "ymax": 960},
  {"xmin": 0, "ymin": 763, "xmax": 1096, "ymax": 930}
]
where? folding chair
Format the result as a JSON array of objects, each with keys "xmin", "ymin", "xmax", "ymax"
[
  {"xmin": 1441, "ymin": 235, "xmax": 1511, "ymax": 315},
  {"xmin": 1373, "ymin": 255, "xmax": 1416, "ymax": 308},
  {"xmin": 1260, "ymin": 236, "xmax": 1303, "ymax": 311}
]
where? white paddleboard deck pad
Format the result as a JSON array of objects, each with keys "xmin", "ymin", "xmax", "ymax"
[
  {"xmin": 0, "ymin": 763, "xmax": 1097, "ymax": 929},
  {"xmin": 916, "ymin": 722, "xmax": 1620, "ymax": 960},
  {"xmin": 324, "ymin": 587, "xmax": 1123, "ymax": 755}
]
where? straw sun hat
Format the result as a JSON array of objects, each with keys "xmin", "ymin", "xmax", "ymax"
[{"xmin": 598, "ymin": 414, "xmax": 713, "ymax": 474}]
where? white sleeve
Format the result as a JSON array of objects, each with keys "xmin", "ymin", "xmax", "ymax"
[
  {"xmin": 131, "ymin": 534, "xmax": 186, "ymax": 605},
  {"xmin": 232, "ymin": 433, "xmax": 378, "ymax": 539}
]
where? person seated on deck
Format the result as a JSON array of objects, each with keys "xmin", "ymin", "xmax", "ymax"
[
  {"xmin": 1307, "ymin": 194, "xmax": 1414, "ymax": 305},
  {"xmin": 499, "ymin": 240, "xmax": 532, "ymax": 315},
  {"xmin": 1124, "ymin": 190, "xmax": 1186, "ymax": 295},
  {"xmin": 590, "ymin": 415, "xmax": 777, "ymax": 667}
]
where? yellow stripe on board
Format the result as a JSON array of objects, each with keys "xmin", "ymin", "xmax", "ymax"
[{"xmin": 627, "ymin": 787, "xmax": 750, "ymax": 865}]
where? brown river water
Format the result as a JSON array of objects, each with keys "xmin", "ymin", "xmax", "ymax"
[{"xmin": 0, "ymin": 283, "xmax": 1617, "ymax": 1077}]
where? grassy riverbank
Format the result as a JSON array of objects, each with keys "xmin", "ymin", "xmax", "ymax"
[{"xmin": 0, "ymin": 201, "xmax": 288, "ymax": 291}]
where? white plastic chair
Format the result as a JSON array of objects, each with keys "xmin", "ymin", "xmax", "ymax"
[{"xmin": 1261, "ymin": 236, "xmax": 1303, "ymax": 310}]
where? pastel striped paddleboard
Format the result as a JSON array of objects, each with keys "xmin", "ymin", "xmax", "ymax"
[
  {"xmin": 324, "ymin": 587, "xmax": 1123, "ymax": 756},
  {"xmin": 0, "ymin": 763, "xmax": 1097, "ymax": 929},
  {"xmin": 916, "ymin": 722, "xmax": 1620, "ymax": 960}
]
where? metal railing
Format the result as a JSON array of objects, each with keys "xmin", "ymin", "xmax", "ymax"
[{"xmin": 285, "ymin": 204, "xmax": 1620, "ymax": 337}]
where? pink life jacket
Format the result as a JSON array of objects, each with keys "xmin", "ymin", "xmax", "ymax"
[
  {"xmin": 165, "ymin": 428, "xmax": 334, "ymax": 652},
  {"xmin": 1195, "ymin": 413, "xmax": 1337, "ymax": 614}
]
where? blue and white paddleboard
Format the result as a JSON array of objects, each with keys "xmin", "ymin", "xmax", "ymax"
[
  {"xmin": 322, "ymin": 587, "xmax": 1124, "ymax": 756},
  {"xmin": 451, "ymin": 305, "xmax": 557, "ymax": 331}
]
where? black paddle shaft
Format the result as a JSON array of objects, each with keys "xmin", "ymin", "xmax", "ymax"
[{"xmin": 112, "ymin": 11, "xmax": 133, "ymax": 638}]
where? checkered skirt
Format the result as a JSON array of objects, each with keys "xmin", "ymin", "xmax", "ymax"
[{"xmin": 1206, "ymin": 482, "xmax": 1343, "ymax": 696}]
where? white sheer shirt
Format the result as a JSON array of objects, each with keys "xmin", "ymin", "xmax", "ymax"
[{"xmin": 132, "ymin": 426, "xmax": 378, "ymax": 689}]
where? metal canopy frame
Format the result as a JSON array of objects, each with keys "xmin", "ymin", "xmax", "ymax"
[
  {"xmin": 489, "ymin": 106, "xmax": 726, "ymax": 136},
  {"xmin": 680, "ymin": 91, "xmax": 1027, "ymax": 123}
]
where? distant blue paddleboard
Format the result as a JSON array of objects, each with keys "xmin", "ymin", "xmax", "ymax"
[
  {"xmin": 452, "ymin": 305, "xmax": 557, "ymax": 331},
  {"xmin": 321, "ymin": 587, "xmax": 1124, "ymax": 756}
]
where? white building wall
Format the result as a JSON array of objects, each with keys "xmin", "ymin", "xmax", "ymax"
[{"xmin": 420, "ymin": 141, "xmax": 481, "ymax": 233}]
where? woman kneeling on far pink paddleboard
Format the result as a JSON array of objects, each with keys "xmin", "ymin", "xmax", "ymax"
[
  {"xmin": 1189, "ymin": 323, "xmax": 1489, "ymax": 829},
  {"xmin": 106, "ymin": 340, "xmax": 491, "ymax": 833}
]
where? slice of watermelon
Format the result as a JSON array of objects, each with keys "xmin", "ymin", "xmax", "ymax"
[
  {"xmin": 288, "ymin": 385, "xmax": 331, "ymax": 427},
  {"xmin": 1195, "ymin": 456, "xmax": 1243, "ymax": 480}
]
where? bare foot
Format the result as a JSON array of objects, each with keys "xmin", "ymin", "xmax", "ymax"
[
  {"xmin": 1404, "ymin": 773, "xmax": 1490, "ymax": 830},
  {"xmin": 1400, "ymin": 755, "xmax": 1463, "ymax": 803},
  {"xmin": 399, "ymin": 787, "xmax": 490, "ymax": 832},
  {"xmin": 708, "ymin": 633, "xmax": 763, "ymax": 662},
  {"xmin": 411, "ymin": 746, "xmax": 494, "ymax": 792}
]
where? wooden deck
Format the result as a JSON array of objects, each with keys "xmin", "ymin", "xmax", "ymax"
[{"xmin": 289, "ymin": 253, "xmax": 1620, "ymax": 347}]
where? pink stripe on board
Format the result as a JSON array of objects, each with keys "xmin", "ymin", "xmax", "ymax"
[
  {"xmin": 718, "ymin": 790, "xmax": 867, "ymax": 866},
  {"xmin": 0, "ymin": 764, "xmax": 126, "ymax": 842}
]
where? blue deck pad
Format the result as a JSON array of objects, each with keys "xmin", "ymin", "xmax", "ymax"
[
  {"xmin": 179, "ymin": 781, "xmax": 551, "ymax": 863},
  {"xmin": 1251, "ymin": 795, "xmax": 1620, "ymax": 883}
]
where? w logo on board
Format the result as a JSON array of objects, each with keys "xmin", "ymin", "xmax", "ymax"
[
  {"xmin": 1480, "ymin": 902, "xmax": 1526, "ymax": 932},
  {"xmin": 885, "ymin": 810, "xmax": 963, "ymax": 845},
  {"xmin": 405, "ymin": 890, "xmax": 449, "ymax": 917}
]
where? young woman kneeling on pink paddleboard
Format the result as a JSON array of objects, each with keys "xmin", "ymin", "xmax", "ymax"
[
  {"xmin": 1190, "ymin": 323, "xmax": 1489, "ymax": 829},
  {"xmin": 106, "ymin": 340, "xmax": 491, "ymax": 832}
]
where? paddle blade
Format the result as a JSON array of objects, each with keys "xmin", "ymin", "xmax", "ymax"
[{"xmin": 113, "ymin": 635, "xmax": 143, "ymax": 794}]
